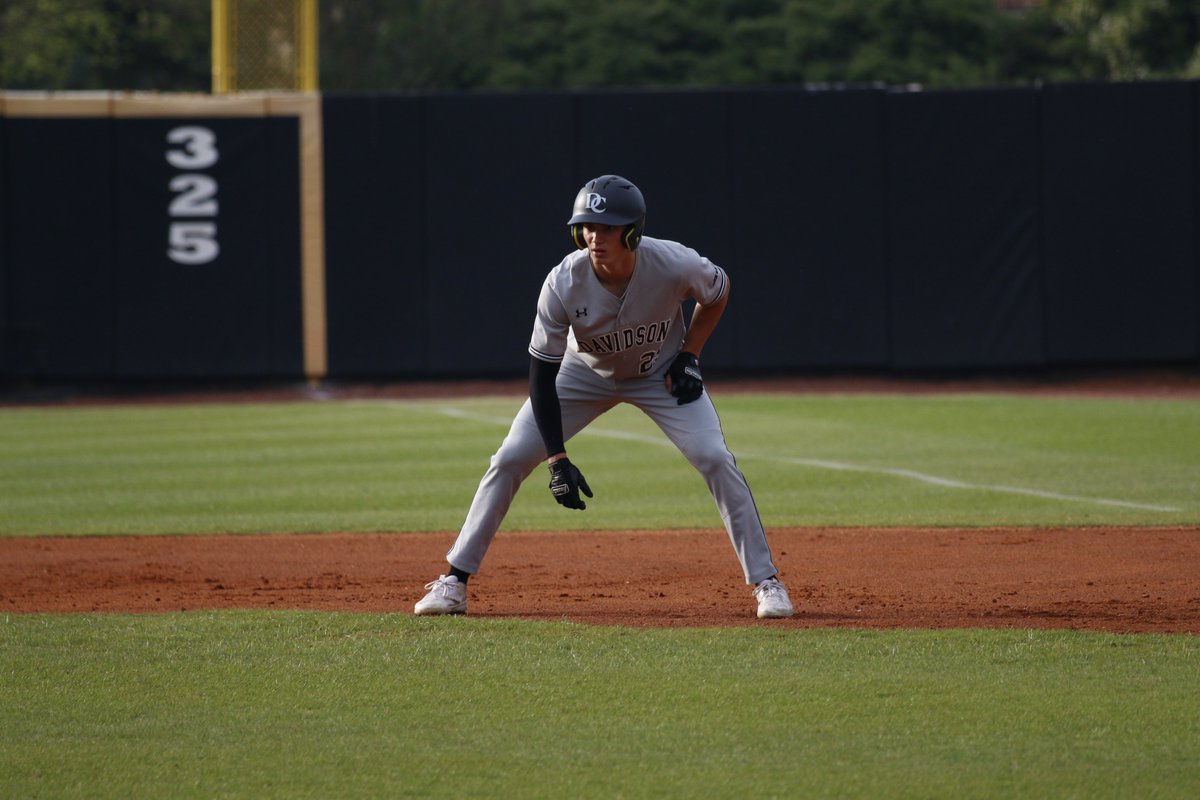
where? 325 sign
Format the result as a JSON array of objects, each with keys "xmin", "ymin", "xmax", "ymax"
[{"xmin": 166, "ymin": 125, "xmax": 220, "ymax": 265}]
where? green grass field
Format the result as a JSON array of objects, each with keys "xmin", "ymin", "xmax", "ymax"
[
  {"xmin": 2, "ymin": 390, "xmax": 1198, "ymax": 798},
  {"xmin": 3, "ymin": 614, "xmax": 1197, "ymax": 799}
]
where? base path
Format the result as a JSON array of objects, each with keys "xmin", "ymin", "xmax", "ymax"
[{"xmin": 3, "ymin": 527, "xmax": 1197, "ymax": 633}]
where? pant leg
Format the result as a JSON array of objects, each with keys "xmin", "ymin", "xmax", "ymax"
[
  {"xmin": 444, "ymin": 399, "xmax": 543, "ymax": 574},
  {"xmin": 446, "ymin": 360, "xmax": 617, "ymax": 574},
  {"xmin": 624, "ymin": 378, "xmax": 778, "ymax": 584}
]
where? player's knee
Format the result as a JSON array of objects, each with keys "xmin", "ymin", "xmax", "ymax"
[
  {"xmin": 683, "ymin": 439, "xmax": 734, "ymax": 477},
  {"xmin": 490, "ymin": 440, "xmax": 543, "ymax": 478}
]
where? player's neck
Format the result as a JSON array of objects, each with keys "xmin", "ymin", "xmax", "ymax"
[{"xmin": 592, "ymin": 251, "xmax": 636, "ymax": 296}]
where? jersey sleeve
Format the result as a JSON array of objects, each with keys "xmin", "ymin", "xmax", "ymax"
[
  {"xmin": 528, "ymin": 273, "xmax": 570, "ymax": 363},
  {"xmin": 687, "ymin": 255, "xmax": 729, "ymax": 307}
]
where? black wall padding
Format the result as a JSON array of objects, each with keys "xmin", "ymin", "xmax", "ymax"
[
  {"xmin": 422, "ymin": 93, "xmax": 575, "ymax": 375},
  {"xmin": 263, "ymin": 116, "xmax": 305, "ymax": 373},
  {"xmin": 7, "ymin": 83, "xmax": 1200, "ymax": 385},
  {"xmin": 113, "ymin": 117, "xmax": 302, "ymax": 378},
  {"xmin": 1041, "ymin": 82, "xmax": 1198, "ymax": 364},
  {"xmin": 322, "ymin": 94, "xmax": 429, "ymax": 377},
  {"xmin": 731, "ymin": 88, "xmax": 889, "ymax": 369},
  {"xmin": 317, "ymin": 83, "xmax": 1199, "ymax": 379},
  {"xmin": 886, "ymin": 88, "xmax": 1044, "ymax": 369},
  {"xmin": 4, "ymin": 119, "xmax": 116, "ymax": 378}
]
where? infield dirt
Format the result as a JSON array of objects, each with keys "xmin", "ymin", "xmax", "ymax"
[{"xmin": 3, "ymin": 526, "xmax": 1197, "ymax": 633}]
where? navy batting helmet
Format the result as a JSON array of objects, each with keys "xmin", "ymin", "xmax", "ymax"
[{"xmin": 568, "ymin": 175, "xmax": 646, "ymax": 251}]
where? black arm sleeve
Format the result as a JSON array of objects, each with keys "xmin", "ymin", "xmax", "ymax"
[{"xmin": 529, "ymin": 355, "xmax": 565, "ymax": 457}]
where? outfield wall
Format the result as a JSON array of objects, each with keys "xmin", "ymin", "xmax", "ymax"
[{"xmin": 1, "ymin": 83, "xmax": 1197, "ymax": 382}]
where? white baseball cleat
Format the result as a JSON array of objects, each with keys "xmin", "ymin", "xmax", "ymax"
[
  {"xmin": 414, "ymin": 575, "xmax": 468, "ymax": 616},
  {"xmin": 753, "ymin": 577, "xmax": 794, "ymax": 619}
]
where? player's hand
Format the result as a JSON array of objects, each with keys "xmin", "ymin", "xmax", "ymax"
[
  {"xmin": 666, "ymin": 351, "xmax": 704, "ymax": 405},
  {"xmin": 548, "ymin": 457, "xmax": 592, "ymax": 510}
]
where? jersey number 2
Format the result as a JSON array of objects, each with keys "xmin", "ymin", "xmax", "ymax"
[{"xmin": 638, "ymin": 351, "xmax": 657, "ymax": 374}]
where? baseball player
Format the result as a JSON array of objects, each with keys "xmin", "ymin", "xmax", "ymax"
[{"xmin": 415, "ymin": 175, "xmax": 793, "ymax": 619}]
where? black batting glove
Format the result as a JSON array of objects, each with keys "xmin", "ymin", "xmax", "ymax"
[
  {"xmin": 548, "ymin": 457, "xmax": 592, "ymax": 510},
  {"xmin": 667, "ymin": 351, "xmax": 704, "ymax": 405}
]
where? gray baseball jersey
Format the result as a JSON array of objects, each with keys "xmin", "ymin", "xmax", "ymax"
[{"xmin": 529, "ymin": 236, "xmax": 728, "ymax": 380}]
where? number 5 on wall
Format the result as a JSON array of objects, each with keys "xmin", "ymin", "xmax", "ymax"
[{"xmin": 169, "ymin": 222, "xmax": 219, "ymax": 265}]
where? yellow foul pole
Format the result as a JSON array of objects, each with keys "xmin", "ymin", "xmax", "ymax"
[
  {"xmin": 298, "ymin": 0, "xmax": 320, "ymax": 91},
  {"xmin": 211, "ymin": 0, "xmax": 235, "ymax": 94}
]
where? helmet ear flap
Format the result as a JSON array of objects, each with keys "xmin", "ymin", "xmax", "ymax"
[
  {"xmin": 623, "ymin": 223, "xmax": 642, "ymax": 251},
  {"xmin": 571, "ymin": 224, "xmax": 586, "ymax": 250}
]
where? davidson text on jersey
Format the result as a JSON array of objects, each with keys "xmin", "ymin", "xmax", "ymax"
[{"xmin": 576, "ymin": 319, "xmax": 672, "ymax": 354}]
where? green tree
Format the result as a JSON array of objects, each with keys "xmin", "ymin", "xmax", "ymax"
[
  {"xmin": 427, "ymin": 0, "xmax": 1036, "ymax": 91},
  {"xmin": 1039, "ymin": 0, "xmax": 1200, "ymax": 80},
  {"xmin": 320, "ymin": 0, "xmax": 513, "ymax": 91},
  {"xmin": 483, "ymin": 0, "xmax": 793, "ymax": 90},
  {"xmin": 5, "ymin": 0, "xmax": 1200, "ymax": 92},
  {"xmin": 784, "ymin": 0, "xmax": 1032, "ymax": 87},
  {"xmin": 0, "ymin": 0, "xmax": 119, "ymax": 89},
  {"xmin": 103, "ymin": 0, "xmax": 209, "ymax": 91},
  {"xmin": 0, "ymin": 0, "xmax": 208, "ymax": 91}
]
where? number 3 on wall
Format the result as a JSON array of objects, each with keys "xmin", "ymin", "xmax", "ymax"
[{"xmin": 166, "ymin": 126, "xmax": 220, "ymax": 265}]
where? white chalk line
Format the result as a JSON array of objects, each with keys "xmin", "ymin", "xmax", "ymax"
[{"xmin": 433, "ymin": 405, "xmax": 1181, "ymax": 513}]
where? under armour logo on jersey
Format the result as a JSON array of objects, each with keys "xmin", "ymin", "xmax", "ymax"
[
  {"xmin": 585, "ymin": 193, "xmax": 607, "ymax": 213},
  {"xmin": 575, "ymin": 307, "xmax": 588, "ymax": 318}
]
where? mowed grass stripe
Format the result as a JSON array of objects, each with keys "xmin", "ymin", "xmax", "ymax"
[
  {"xmin": 435, "ymin": 404, "xmax": 1182, "ymax": 512},
  {"xmin": 1, "ymin": 392, "xmax": 1196, "ymax": 535}
]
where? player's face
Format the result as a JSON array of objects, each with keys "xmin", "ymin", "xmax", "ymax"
[{"xmin": 581, "ymin": 223, "xmax": 632, "ymax": 268}]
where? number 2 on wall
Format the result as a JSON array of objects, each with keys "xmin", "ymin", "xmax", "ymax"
[{"xmin": 166, "ymin": 126, "xmax": 219, "ymax": 265}]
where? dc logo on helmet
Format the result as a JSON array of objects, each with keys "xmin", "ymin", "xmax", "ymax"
[{"xmin": 585, "ymin": 192, "xmax": 607, "ymax": 213}]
